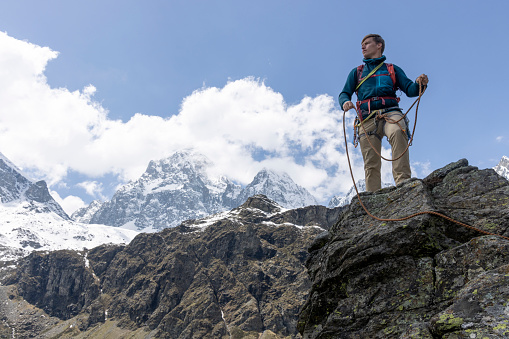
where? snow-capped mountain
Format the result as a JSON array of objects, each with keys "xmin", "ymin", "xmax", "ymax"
[
  {"xmin": 0, "ymin": 203, "xmax": 138, "ymax": 262},
  {"xmin": 494, "ymin": 156, "xmax": 509, "ymax": 180},
  {"xmin": 0, "ymin": 152, "xmax": 138, "ymax": 262},
  {"xmin": 83, "ymin": 150, "xmax": 240, "ymax": 230},
  {"xmin": 328, "ymin": 179, "xmax": 392, "ymax": 208},
  {"xmin": 0, "ymin": 152, "xmax": 68, "ymax": 219},
  {"xmin": 235, "ymin": 168, "xmax": 317, "ymax": 209},
  {"xmin": 71, "ymin": 200, "xmax": 104, "ymax": 224},
  {"xmin": 77, "ymin": 150, "xmax": 317, "ymax": 231}
]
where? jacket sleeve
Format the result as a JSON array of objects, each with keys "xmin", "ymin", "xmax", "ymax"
[
  {"xmin": 394, "ymin": 64, "xmax": 425, "ymax": 98},
  {"xmin": 338, "ymin": 68, "xmax": 358, "ymax": 110}
]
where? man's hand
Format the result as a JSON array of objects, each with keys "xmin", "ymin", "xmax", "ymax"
[
  {"xmin": 416, "ymin": 74, "xmax": 429, "ymax": 86},
  {"xmin": 343, "ymin": 101, "xmax": 355, "ymax": 111}
]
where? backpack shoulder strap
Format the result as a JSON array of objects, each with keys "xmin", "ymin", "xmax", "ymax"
[
  {"xmin": 356, "ymin": 65, "xmax": 364, "ymax": 92},
  {"xmin": 385, "ymin": 63, "xmax": 397, "ymax": 90}
]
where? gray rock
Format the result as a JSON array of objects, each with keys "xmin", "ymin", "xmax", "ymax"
[
  {"xmin": 298, "ymin": 159, "xmax": 509, "ymax": 338},
  {"xmin": 12, "ymin": 250, "xmax": 100, "ymax": 320}
]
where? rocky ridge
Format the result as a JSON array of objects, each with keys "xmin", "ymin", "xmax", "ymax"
[
  {"xmin": 2, "ymin": 195, "xmax": 341, "ymax": 338},
  {"xmin": 298, "ymin": 159, "xmax": 509, "ymax": 338}
]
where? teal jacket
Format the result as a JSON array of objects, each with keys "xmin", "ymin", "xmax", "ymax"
[{"xmin": 338, "ymin": 55, "xmax": 422, "ymax": 119}]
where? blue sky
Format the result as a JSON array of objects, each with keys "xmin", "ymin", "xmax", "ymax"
[{"xmin": 0, "ymin": 0, "xmax": 508, "ymax": 213}]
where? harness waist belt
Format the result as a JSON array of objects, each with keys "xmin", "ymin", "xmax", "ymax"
[{"xmin": 356, "ymin": 96, "xmax": 400, "ymax": 121}]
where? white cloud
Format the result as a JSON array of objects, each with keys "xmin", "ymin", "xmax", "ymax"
[
  {"xmin": 50, "ymin": 190, "xmax": 85, "ymax": 215},
  {"xmin": 77, "ymin": 181, "xmax": 106, "ymax": 200},
  {"xmin": 411, "ymin": 161, "xmax": 432, "ymax": 178},
  {"xmin": 496, "ymin": 136, "xmax": 504, "ymax": 142},
  {"xmin": 0, "ymin": 31, "xmax": 371, "ymax": 204}
]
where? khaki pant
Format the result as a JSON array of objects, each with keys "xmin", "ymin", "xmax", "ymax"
[{"xmin": 358, "ymin": 111, "xmax": 411, "ymax": 192}]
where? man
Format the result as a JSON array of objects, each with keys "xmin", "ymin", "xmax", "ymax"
[{"xmin": 339, "ymin": 34, "xmax": 428, "ymax": 192}]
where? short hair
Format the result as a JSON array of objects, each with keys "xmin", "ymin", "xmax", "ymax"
[{"xmin": 362, "ymin": 34, "xmax": 385, "ymax": 54}]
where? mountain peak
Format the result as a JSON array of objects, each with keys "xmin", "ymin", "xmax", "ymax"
[
  {"xmin": 144, "ymin": 149, "xmax": 211, "ymax": 179},
  {"xmin": 494, "ymin": 155, "xmax": 509, "ymax": 180},
  {"xmin": 252, "ymin": 168, "xmax": 293, "ymax": 182},
  {"xmin": 237, "ymin": 168, "xmax": 317, "ymax": 210},
  {"xmin": 80, "ymin": 151, "xmax": 318, "ymax": 231},
  {"xmin": 0, "ymin": 153, "xmax": 68, "ymax": 219},
  {"xmin": 71, "ymin": 200, "xmax": 104, "ymax": 223},
  {"xmin": 0, "ymin": 154, "xmax": 138, "ymax": 262},
  {"xmin": 0, "ymin": 154, "xmax": 31, "ymax": 204},
  {"xmin": 0, "ymin": 152, "xmax": 24, "ymax": 175}
]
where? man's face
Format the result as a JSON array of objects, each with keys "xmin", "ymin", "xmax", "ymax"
[{"xmin": 361, "ymin": 37, "xmax": 382, "ymax": 59}]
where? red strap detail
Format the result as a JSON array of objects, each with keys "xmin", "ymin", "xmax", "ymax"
[
  {"xmin": 356, "ymin": 65, "xmax": 364, "ymax": 93},
  {"xmin": 357, "ymin": 96, "xmax": 400, "ymax": 107},
  {"xmin": 386, "ymin": 63, "xmax": 397, "ymax": 90}
]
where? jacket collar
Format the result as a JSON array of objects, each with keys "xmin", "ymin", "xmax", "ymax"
[{"xmin": 363, "ymin": 55, "xmax": 386, "ymax": 66}]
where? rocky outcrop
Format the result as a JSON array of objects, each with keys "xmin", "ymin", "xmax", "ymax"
[
  {"xmin": 298, "ymin": 159, "xmax": 509, "ymax": 338},
  {"xmin": 4, "ymin": 195, "xmax": 338, "ymax": 338},
  {"xmin": 11, "ymin": 250, "xmax": 101, "ymax": 320}
]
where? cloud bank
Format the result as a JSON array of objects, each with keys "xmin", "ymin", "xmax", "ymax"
[{"xmin": 0, "ymin": 31, "xmax": 404, "ymax": 212}]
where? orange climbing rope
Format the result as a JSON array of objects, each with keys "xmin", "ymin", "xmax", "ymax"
[{"xmin": 342, "ymin": 84, "xmax": 509, "ymax": 241}]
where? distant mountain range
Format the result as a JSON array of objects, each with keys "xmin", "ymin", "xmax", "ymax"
[
  {"xmin": 72, "ymin": 150, "xmax": 318, "ymax": 231},
  {"xmin": 0, "ymin": 152, "xmax": 137, "ymax": 262},
  {"xmin": 71, "ymin": 152, "xmax": 509, "ymax": 228}
]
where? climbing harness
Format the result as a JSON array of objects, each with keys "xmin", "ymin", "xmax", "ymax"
[
  {"xmin": 352, "ymin": 108, "xmax": 411, "ymax": 148},
  {"xmin": 343, "ymin": 83, "xmax": 509, "ymax": 241}
]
